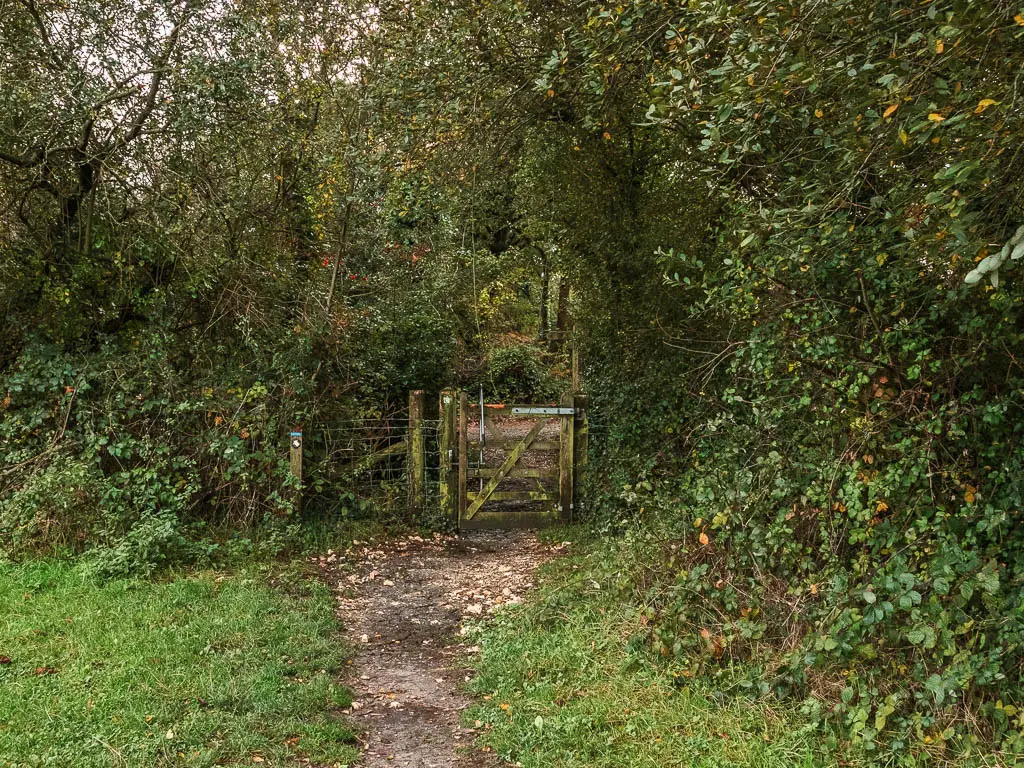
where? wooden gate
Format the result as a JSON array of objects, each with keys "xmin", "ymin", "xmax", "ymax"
[{"xmin": 438, "ymin": 390, "xmax": 588, "ymax": 530}]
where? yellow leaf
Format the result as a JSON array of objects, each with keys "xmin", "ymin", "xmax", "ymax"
[
  {"xmin": 975, "ymin": 98, "xmax": 998, "ymax": 114},
  {"xmin": 883, "ymin": 104, "xmax": 898, "ymax": 119},
  {"xmin": 899, "ymin": 129, "xmax": 909, "ymax": 145},
  {"xmin": 814, "ymin": 108, "xmax": 823, "ymax": 118},
  {"xmin": 810, "ymin": 583, "xmax": 818, "ymax": 595},
  {"xmin": 935, "ymin": 39, "xmax": 944, "ymax": 54},
  {"xmin": 699, "ymin": 532, "xmax": 710, "ymax": 546},
  {"xmin": 927, "ymin": 112, "xmax": 944, "ymax": 122},
  {"xmin": 602, "ymin": 131, "xmax": 612, "ymax": 140},
  {"xmin": 1015, "ymin": 14, "xmax": 1024, "ymax": 25},
  {"xmin": 546, "ymin": 89, "xmax": 555, "ymax": 98}
]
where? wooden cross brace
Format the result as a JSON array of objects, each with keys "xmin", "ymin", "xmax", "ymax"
[{"xmin": 464, "ymin": 419, "xmax": 545, "ymax": 520}]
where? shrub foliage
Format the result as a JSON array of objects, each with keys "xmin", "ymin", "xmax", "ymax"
[{"xmin": 3, "ymin": 0, "xmax": 1024, "ymax": 762}]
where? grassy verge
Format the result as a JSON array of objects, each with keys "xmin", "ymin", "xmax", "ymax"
[
  {"xmin": 0, "ymin": 559, "xmax": 357, "ymax": 767},
  {"xmin": 466, "ymin": 534, "xmax": 856, "ymax": 768}
]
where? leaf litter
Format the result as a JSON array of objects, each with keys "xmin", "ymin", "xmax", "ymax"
[{"xmin": 315, "ymin": 530, "xmax": 565, "ymax": 767}]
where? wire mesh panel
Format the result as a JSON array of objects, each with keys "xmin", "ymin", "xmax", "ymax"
[{"xmin": 303, "ymin": 415, "xmax": 442, "ymax": 521}]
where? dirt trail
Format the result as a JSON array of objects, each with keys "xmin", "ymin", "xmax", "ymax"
[{"xmin": 317, "ymin": 531, "xmax": 559, "ymax": 767}]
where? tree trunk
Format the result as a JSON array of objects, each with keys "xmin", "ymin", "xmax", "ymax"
[
  {"xmin": 550, "ymin": 275, "xmax": 570, "ymax": 351},
  {"xmin": 538, "ymin": 249, "xmax": 549, "ymax": 343}
]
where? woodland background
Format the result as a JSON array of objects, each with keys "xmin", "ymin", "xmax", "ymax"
[{"xmin": 3, "ymin": 1, "xmax": 1024, "ymax": 764}]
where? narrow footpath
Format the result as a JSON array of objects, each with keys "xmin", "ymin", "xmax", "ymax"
[{"xmin": 317, "ymin": 531, "xmax": 559, "ymax": 767}]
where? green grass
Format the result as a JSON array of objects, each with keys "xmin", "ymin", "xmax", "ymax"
[
  {"xmin": 466, "ymin": 537, "xmax": 856, "ymax": 768},
  {"xmin": 0, "ymin": 560, "xmax": 357, "ymax": 767}
]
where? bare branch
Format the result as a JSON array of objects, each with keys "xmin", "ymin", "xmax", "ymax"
[
  {"xmin": 115, "ymin": 17, "xmax": 189, "ymax": 149},
  {"xmin": 0, "ymin": 147, "xmax": 43, "ymax": 168}
]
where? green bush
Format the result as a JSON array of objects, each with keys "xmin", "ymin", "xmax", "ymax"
[
  {"xmin": 0, "ymin": 341, "xmax": 305, "ymax": 570},
  {"xmin": 581, "ymin": 311, "xmax": 1024, "ymax": 763},
  {"xmin": 0, "ymin": 460, "xmax": 102, "ymax": 555},
  {"xmin": 477, "ymin": 344, "xmax": 561, "ymax": 403}
]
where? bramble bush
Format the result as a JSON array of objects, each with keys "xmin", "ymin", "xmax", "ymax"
[{"xmin": 539, "ymin": 2, "xmax": 1024, "ymax": 763}]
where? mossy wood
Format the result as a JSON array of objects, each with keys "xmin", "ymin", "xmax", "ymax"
[
  {"xmin": 464, "ymin": 419, "xmax": 545, "ymax": 520},
  {"xmin": 289, "ymin": 430, "xmax": 303, "ymax": 515},
  {"xmin": 407, "ymin": 390, "xmax": 425, "ymax": 515},
  {"xmin": 468, "ymin": 438, "xmax": 560, "ymax": 451},
  {"xmin": 438, "ymin": 389, "xmax": 457, "ymax": 521},
  {"xmin": 558, "ymin": 392, "xmax": 574, "ymax": 521},
  {"xmin": 468, "ymin": 467, "xmax": 558, "ymax": 480},
  {"xmin": 573, "ymin": 393, "xmax": 589, "ymax": 518},
  {"xmin": 457, "ymin": 391, "xmax": 585, "ymax": 530},
  {"xmin": 458, "ymin": 391, "xmax": 469, "ymax": 521},
  {"xmin": 467, "ymin": 490, "xmax": 555, "ymax": 503}
]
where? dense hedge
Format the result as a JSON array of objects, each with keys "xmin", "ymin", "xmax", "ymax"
[{"xmin": 569, "ymin": 2, "xmax": 1024, "ymax": 760}]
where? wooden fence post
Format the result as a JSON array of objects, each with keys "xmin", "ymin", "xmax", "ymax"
[
  {"xmin": 289, "ymin": 429, "xmax": 303, "ymax": 515},
  {"xmin": 558, "ymin": 391, "xmax": 575, "ymax": 522},
  {"xmin": 573, "ymin": 393, "xmax": 588, "ymax": 519},
  {"xmin": 408, "ymin": 390, "xmax": 425, "ymax": 515},
  {"xmin": 438, "ymin": 389, "xmax": 457, "ymax": 521},
  {"xmin": 458, "ymin": 391, "xmax": 468, "ymax": 527}
]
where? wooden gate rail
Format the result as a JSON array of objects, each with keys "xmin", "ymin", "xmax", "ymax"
[
  {"xmin": 464, "ymin": 419, "xmax": 546, "ymax": 520},
  {"xmin": 299, "ymin": 389, "xmax": 589, "ymax": 526},
  {"xmin": 440, "ymin": 390, "xmax": 588, "ymax": 530}
]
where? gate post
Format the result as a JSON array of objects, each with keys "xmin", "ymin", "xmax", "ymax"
[
  {"xmin": 558, "ymin": 392, "xmax": 575, "ymax": 522},
  {"xmin": 438, "ymin": 390, "xmax": 457, "ymax": 522},
  {"xmin": 573, "ymin": 393, "xmax": 588, "ymax": 518},
  {"xmin": 408, "ymin": 390, "xmax": 425, "ymax": 515},
  {"xmin": 458, "ymin": 392, "xmax": 469, "ymax": 527}
]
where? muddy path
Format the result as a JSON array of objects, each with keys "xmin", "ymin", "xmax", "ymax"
[{"xmin": 316, "ymin": 531, "xmax": 560, "ymax": 767}]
